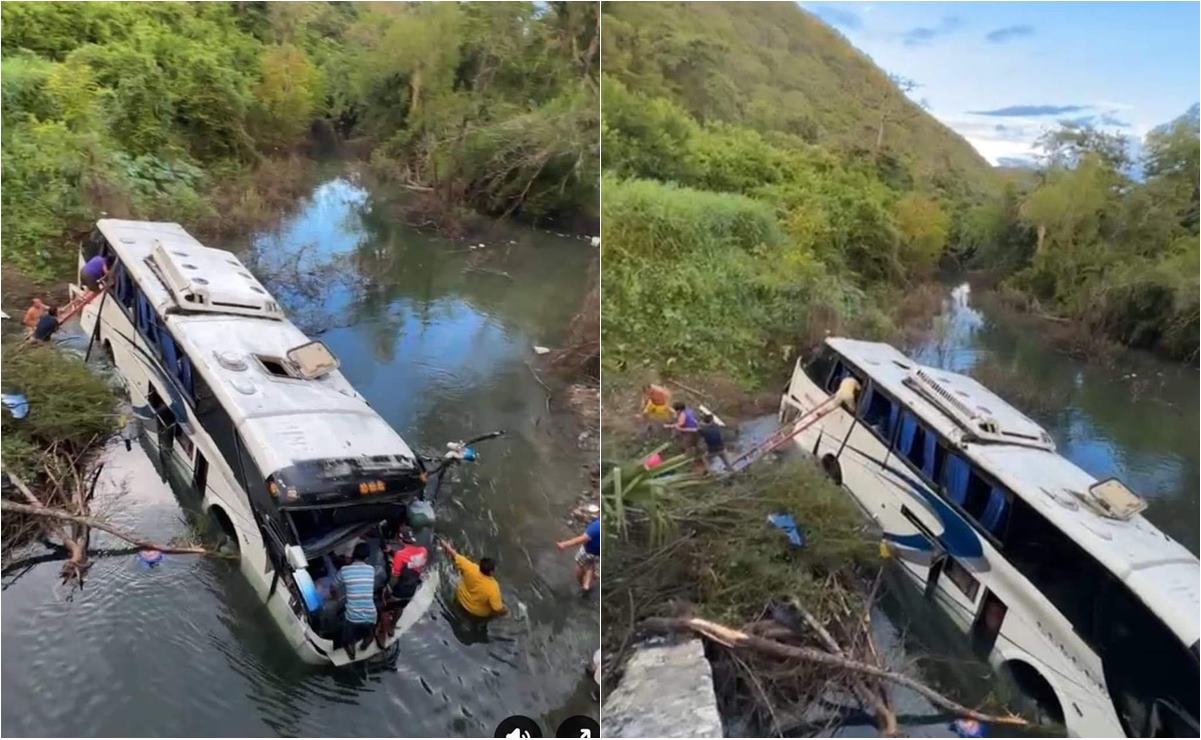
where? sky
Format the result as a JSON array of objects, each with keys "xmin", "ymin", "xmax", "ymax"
[{"xmin": 800, "ymin": 1, "xmax": 1201, "ymax": 166}]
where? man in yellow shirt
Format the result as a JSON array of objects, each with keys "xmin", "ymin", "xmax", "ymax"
[{"xmin": 438, "ymin": 537, "xmax": 506, "ymax": 618}]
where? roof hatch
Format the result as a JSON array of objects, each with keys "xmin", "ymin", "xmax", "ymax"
[{"xmin": 150, "ymin": 240, "xmax": 284, "ymax": 320}]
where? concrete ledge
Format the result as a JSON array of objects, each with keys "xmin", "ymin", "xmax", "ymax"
[{"xmin": 603, "ymin": 638, "xmax": 723, "ymax": 738}]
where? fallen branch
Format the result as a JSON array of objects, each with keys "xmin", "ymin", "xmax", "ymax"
[
  {"xmin": 641, "ymin": 616, "xmax": 1029, "ymax": 728},
  {"xmin": 0, "ymin": 501, "xmax": 226, "ymax": 557},
  {"xmin": 791, "ymin": 599, "xmax": 898, "ymax": 736},
  {"xmin": 665, "ymin": 378, "xmax": 707, "ymax": 399}
]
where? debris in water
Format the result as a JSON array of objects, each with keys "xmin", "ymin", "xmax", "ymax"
[
  {"xmin": 533, "ymin": 345, "xmax": 550, "ymax": 355},
  {"xmin": 952, "ymin": 718, "xmax": 986, "ymax": 737},
  {"xmin": 138, "ymin": 549, "xmax": 164, "ymax": 567}
]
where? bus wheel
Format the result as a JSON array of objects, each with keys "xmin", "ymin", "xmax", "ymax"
[
  {"xmin": 208, "ymin": 506, "xmax": 240, "ymax": 556},
  {"xmin": 820, "ymin": 455, "xmax": 843, "ymax": 486},
  {"xmin": 1005, "ymin": 661, "xmax": 1064, "ymax": 726}
]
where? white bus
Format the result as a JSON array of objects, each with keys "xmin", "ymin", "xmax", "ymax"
[
  {"xmin": 72, "ymin": 219, "xmax": 446, "ymax": 666},
  {"xmin": 780, "ymin": 337, "xmax": 1199, "ymax": 737}
]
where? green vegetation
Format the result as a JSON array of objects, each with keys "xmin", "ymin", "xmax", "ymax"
[
  {"xmin": 602, "ymin": 1, "xmax": 1198, "ymax": 370},
  {"xmin": 1, "ymin": 342, "xmax": 117, "ymax": 481},
  {"xmin": 602, "ymin": 1, "xmax": 996, "ymax": 199},
  {"xmin": 603, "ymin": 453, "xmax": 876, "ymax": 630},
  {"xmin": 964, "ymin": 108, "xmax": 1200, "ymax": 360},
  {"xmin": 2, "ymin": 2, "xmax": 597, "ymax": 282},
  {"xmin": 602, "ymin": 2, "xmax": 979, "ymax": 384}
]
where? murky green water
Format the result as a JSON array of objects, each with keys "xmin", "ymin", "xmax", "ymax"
[{"xmin": 2, "ymin": 168, "xmax": 598, "ymax": 736}]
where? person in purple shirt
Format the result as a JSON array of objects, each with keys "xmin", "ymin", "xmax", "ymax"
[
  {"xmin": 668, "ymin": 401, "xmax": 700, "ymax": 454},
  {"xmin": 81, "ymin": 254, "xmax": 112, "ymax": 292}
]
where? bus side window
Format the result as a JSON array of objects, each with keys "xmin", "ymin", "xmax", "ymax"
[
  {"xmin": 84, "ymin": 228, "xmax": 108, "ymax": 260},
  {"xmin": 962, "ymin": 468, "xmax": 994, "ymax": 524},
  {"xmin": 979, "ymin": 484, "xmax": 1010, "ymax": 536},
  {"xmin": 112, "ymin": 261, "xmax": 135, "ymax": 308},
  {"xmin": 803, "ymin": 348, "xmax": 836, "ymax": 389},
  {"xmin": 859, "ymin": 383, "xmax": 899, "ymax": 440},
  {"xmin": 942, "ymin": 453, "xmax": 970, "ymax": 506},
  {"xmin": 826, "ymin": 359, "xmax": 863, "ymax": 394},
  {"xmin": 135, "ymin": 290, "xmax": 159, "ymax": 347}
]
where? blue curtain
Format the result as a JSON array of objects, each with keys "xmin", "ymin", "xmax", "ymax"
[
  {"xmin": 158, "ymin": 322, "xmax": 179, "ymax": 379},
  {"xmin": 897, "ymin": 414, "xmax": 918, "ymax": 456},
  {"xmin": 981, "ymin": 485, "xmax": 1008, "ymax": 533},
  {"xmin": 943, "ymin": 454, "xmax": 970, "ymax": 506},
  {"xmin": 921, "ymin": 432, "xmax": 938, "ymax": 479},
  {"xmin": 179, "ymin": 356, "xmax": 194, "ymax": 399},
  {"xmin": 136, "ymin": 292, "xmax": 156, "ymax": 344}
]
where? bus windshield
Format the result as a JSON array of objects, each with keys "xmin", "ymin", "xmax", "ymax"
[{"xmin": 268, "ymin": 455, "xmax": 424, "ymax": 509}]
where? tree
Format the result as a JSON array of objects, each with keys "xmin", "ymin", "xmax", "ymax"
[
  {"xmin": 892, "ymin": 193, "xmax": 948, "ymax": 275},
  {"xmin": 252, "ymin": 44, "xmax": 322, "ymax": 149},
  {"xmin": 1142, "ymin": 104, "xmax": 1200, "ymax": 232},
  {"xmin": 1036, "ymin": 122, "xmax": 1131, "ymax": 172}
]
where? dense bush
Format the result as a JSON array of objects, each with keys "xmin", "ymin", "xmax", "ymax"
[
  {"xmin": 986, "ymin": 107, "xmax": 1201, "ymax": 360},
  {"xmin": 603, "ymin": 177, "xmax": 891, "ymax": 382},
  {"xmin": 1, "ymin": 2, "xmax": 599, "ymax": 282}
]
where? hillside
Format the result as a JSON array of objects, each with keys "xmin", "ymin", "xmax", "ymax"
[{"xmin": 602, "ymin": 1, "xmax": 997, "ymax": 200}]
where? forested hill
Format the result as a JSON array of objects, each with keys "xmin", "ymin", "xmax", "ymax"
[{"xmin": 603, "ymin": 1, "xmax": 996, "ymax": 200}]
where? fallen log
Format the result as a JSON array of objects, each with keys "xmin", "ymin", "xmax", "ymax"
[
  {"xmin": 1, "ymin": 500, "xmax": 226, "ymax": 557},
  {"xmin": 640, "ymin": 616, "xmax": 1029, "ymax": 728}
]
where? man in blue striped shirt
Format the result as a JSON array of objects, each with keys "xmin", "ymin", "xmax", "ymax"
[{"xmin": 334, "ymin": 543, "xmax": 378, "ymax": 658}]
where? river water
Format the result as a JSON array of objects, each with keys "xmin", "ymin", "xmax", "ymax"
[
  {"xmin": 835, "ymin": 282, "xmax": 1199, "ymax": 737},
  {"xmin": 1, "ymin": 170, "xmax": 598, "ymax": 736}
]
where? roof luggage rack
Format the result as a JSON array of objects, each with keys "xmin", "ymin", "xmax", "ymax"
[{"xmin": 904, "ymin": 368, "xmax": 1056, "ymax": 451}]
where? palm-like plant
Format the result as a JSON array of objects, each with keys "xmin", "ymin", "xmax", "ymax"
[{"xmin": 601, "ymin": 443, "xmax": 710, "ymax": 546}]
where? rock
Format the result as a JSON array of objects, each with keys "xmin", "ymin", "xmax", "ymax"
[{"xmin": 603, "ymin": 639, "xmax": 723, "ymax": 738}]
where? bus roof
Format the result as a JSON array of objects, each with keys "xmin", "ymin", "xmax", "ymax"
[
  {"xmin": 826, "ymin": 337, "xmax": 1200, "ymax": 647},
  {"xmin": 97, "ymin": 219, "xmax": 415, "ymax": 474}
]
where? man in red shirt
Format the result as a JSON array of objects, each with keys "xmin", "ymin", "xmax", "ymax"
[
  {"xmin": 388, "ymin": 527, "xmax": 428, "ymax": 607},
  {"xmin": 374, "ymin": 527, "xmax": 429, "ymax": 647}
]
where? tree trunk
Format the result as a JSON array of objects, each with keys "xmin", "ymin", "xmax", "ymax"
[
  {"xmin": 640, "ymin": 616, "xmax": 1030, "ymax": 728},
  {"xmin": 1, "ymin": 500, "xmax": 222, "ymax": 557},
  {"xmin": 409, "ymin": 69, "xmax": 423, "ymax": 118}
]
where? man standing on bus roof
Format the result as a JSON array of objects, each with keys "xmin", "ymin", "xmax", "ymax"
[
  {"xmin": 332, "ymin": 542, "xmax": 377, "ymax": 659},
  {"xmin": 438, "ymin": 536, "xmax": 506, "ymax": 618}
]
